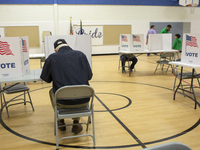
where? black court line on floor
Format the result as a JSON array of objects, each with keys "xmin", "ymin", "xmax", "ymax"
[
  {"xmin": 0, "ymin": 81, "xmax": 200, "ymax": 149},
  {"xmin": 95, "ymin": 94, "xmax": 146, "ymax": 149},
  {"xmin": 94, "ymin": 93, "xmax": 132, "ymax": 112}
]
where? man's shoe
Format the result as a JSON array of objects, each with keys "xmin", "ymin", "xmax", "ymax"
[
  {"xmin": 122, "ymin": 70, "xmax": 127, "ymax": 73},
  {"xmin": 72, "ymin": 120, "xmax": 83, "ymax": 134},
  {"xmin": 58, "ymin": 119, "xmax": 66, "ymax": 131}
]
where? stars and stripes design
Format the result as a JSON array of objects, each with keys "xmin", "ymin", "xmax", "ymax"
[
  {"xmin": 0, "ymin": 41, "xmax": 14, "ymax": 56},
  {"xmin": 186, "ymin": 35, "xmax": 198, "ymax": 48},
  {"xmin": 133, "ymin": 35, "xmax": 141, "ymax": 42},
  {"xmin": 22, "ymin": 39, "xmax": 28, "ymax": 52},
  {"xmin": 121, "ymin": 35, "xmax": 128, "ymax": 42}
]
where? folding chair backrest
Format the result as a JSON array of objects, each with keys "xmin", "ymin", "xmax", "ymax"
[
  {"xmin": 55, "ymin": 85, "xmax": 94, "ymax": 100},
  {"xmin": 161, "ymin": 52, "xmax": 175, "ymax": 59},
  {"xmin": 142, "ymin": 142, "xmax": 192, "ymax": 150}
]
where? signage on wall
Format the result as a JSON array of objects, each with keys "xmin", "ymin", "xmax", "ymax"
[
  {"xmin": 181, "ymin": 33, "xmax": 200, "ymax": 65},
  {"xmin": 73, "ymin": 25, "xmax": 103, "ymax": 45}
]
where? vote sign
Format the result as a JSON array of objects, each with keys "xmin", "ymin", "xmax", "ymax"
[
  {"xmin": 181, "ymin": 34, "xmax": 200, "ymax": 65},
  {"xmin": 0, "ymin": 37, "xmax": 30, "ymax": 78}
]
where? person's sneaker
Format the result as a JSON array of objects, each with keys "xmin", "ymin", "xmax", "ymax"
[
  {"xmin": 72, "ymin": 120, "xmax": 83, "ymax": 134},
  {"xmin": 122, "ymin": 70, "xmax": 127, "ymax": 73},
  {"xmin": 58, "ymin": 119, "xmax": 66, "ymax": 131}
]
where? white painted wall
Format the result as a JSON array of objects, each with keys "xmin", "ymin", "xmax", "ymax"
[{"xmin": 0, "ymin": 4, "xmax": 200, "ymax": 54}]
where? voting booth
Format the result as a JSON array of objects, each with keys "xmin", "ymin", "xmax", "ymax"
[
  {"xmin": 148, "ymin": 34, "xmax": 172, "ymax": 51},
  {"xmin": 0, "ymin": 37, "xmax": 30, "ymax": 78},
  {"xmin": 181, "ymin": 33, "xmax": 200, "ymax": 65},
  {"xmin": 132, "ymin": 34, "xmax": 144, "ymax": 51},
  {"xmin": 120, "ymin": 34, "xmax": 144, "ymax": 51},
  {"xmin": 120, "ymin": 34, "xmax": 131, "ymax": 51},
  {"xmin": 44, "ymin": 35, "xmax": 92, "ymax": 67}
]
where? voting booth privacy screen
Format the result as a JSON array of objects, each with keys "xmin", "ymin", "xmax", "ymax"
[
  {"xmin": 148, "ymin": 34, "xmax": 172, "ymax": 51},
  {"xmin": 0, "ymin": 36, "xmax": 30, "ymax": 78},
  {"xmin": 120, "ymin": 34, "xmax": 131, "ymax": 51},
  {"xmin": 44, "ymin": 35, "xmax": 92, "ymax": 67},
  {"xmin": 120, "ymin": 34, "xmax": 144, "ymax": 51},
  {"xmin": 132, "ymin": 34, "xmax": 144, "ymax": 50},
  {"xmin": 181, "ymin": 33, "xmax": 200, "ymax": 65}
]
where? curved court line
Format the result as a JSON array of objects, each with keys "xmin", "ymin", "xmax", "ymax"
[
  {"xmin": 1, "ymin": 81, "xmax": 200, "ymax": 149},
  {"xmin": 94, "ymin": 93, "xmax": 132, "ymax": 112}
]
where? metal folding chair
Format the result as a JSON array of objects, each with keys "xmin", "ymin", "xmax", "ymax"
[
  {"xmin": 0, "ymin": 83, "xmax": 34, "ymax": 117},
  {"xmin": 54, "ymin": 85, "xmax": 95, "ymax": 150},
  {"xmin": 142, "ymin": 142, "xmax": 192, "ymax": 150},
  {"xmin": 154, "ymin": 52, "xmax": 175, "ymax": 74},
  {"xmin": 173, "ymin": 58, "xmax": 200, "ymax": 93}
]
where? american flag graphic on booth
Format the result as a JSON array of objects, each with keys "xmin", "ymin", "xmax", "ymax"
[
  {"xmin": 22, "ymin": 39, "xmax": 28, "ymax": 52},
  {"xmin": 121, "ymin": 35, "xmax": 128, "ymax": 42},
  {"xmin": 133, "ymin": 35, "xmax": 141, "ymax": 42},
  {"xmin": 186, "ymin": 35, "xmax": 198, "ymax": 48},
  {"xmin": 0, "ymin": 41, "xmax": 14, "ymax": 56}
]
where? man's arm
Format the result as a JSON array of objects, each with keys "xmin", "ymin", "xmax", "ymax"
[
  {"xmin": 81, "ymin": 53, "xmax": 93, "ymax": 80},
  {"xmin": 40, "ymin": 57, "xmax": 53, "ymax": 83}
]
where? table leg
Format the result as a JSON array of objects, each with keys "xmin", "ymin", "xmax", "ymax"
[
  {"xmin": 173, "ymin": 66, "xmax": 183, "ymax": 100},
  {"xmin": 0, "ymin": 93, "xmax": 2, "ymax": 111},
  {"xmin": 0, "ymin": 84, "xmax": 2, "ymax": 111},
  {"xmin": 190, "ymin": 68, "xmax": 197, "ymax": 109}
]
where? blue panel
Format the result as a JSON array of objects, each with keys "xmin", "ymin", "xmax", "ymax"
[
  {"xmin": 0, "ymin": 0, "xmax": 198, "ymax": 7},
  {"xmin": 57, "ymin": 0, "xmax": 180, "ymax": 6},
  {"xmin": 0, "ymin": 0, "xmax": 54, "ymax": 4}
]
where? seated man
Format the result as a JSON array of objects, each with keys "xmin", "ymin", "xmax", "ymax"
[
  {"xmin": 40, "ymin": 39, "xmax": 93, "ymax": 134},
  {"xmin": 120, "ymin": 54, "xmax": 138, "ymax": 73}
]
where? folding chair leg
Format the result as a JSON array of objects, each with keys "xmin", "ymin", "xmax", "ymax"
[
  {"xmin": 161, "ymin": 64, "xmax": 164, "ymax": 74},
  {"xmin": 55, "ymin": 111, "xmax": 59, "ymax": 150},
  {"xmin": 86, "ymin": 116, "xmax": 90, "ymax": 131},
  {"xmin": 91, "ymin": 108, "xmax": 96, "ymax": 146},
  {"xmin": 24, "ymin": 91, "xmax": 26, "ymax": 105},
  {"xmin": 197, "ymin": 77, "xmax": 200, "ymax": 87},
  {"xmin": 154, "ymin": 63, "xmax": 159, "ymax": 74},
  {"xmin": 27, "ymin": 91, "xmax": 34, "ymax": 111},
  {"xmin": 166, "ymin": 65, "xmax": 170, "ymax": 73},
  {"xmin": 2, "ymin": 93, "xmax": 9, "ymax": 117}
]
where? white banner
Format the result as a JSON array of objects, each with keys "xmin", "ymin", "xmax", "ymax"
[
  {"xmin": 73, "ymin": 25, "xmax": 103, "ymax": 46},
  {"xmin": 181, "ymin": 33, "xmax": 200, "ymax": 65}
]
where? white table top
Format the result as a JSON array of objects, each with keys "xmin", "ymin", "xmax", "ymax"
[
  {"xmin": 119, "ymin": 49, "xmax": 179, "ymax": 54},
  {"xmin": 169, "ymin": 61, "xmax": 200, "ymax": 68},
  {"xmin": 29, "ymin": 53, "xmax": 45, "ymax": 59},
  {"xmin": 0, "ymin": 69, "xmax": 42, "ymax": 84}
]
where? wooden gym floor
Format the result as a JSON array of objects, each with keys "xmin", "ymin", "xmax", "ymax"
[{"xmin": 0, "ymin": 54, "xmax": 200, "ymax": 150}]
